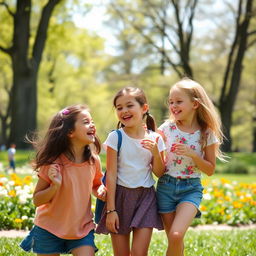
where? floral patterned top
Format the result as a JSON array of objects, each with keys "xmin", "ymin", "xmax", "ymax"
[{"xmin": 158, "ymin": 121, "xmax": 218, "ymax": 178}]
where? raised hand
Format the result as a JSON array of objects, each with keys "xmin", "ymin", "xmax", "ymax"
[
  {"xmin": 48, "ymin": 164, "xmax": 62, "ymax": 187},
  {"xmin": 173, "ymin": 143, "xmax": 196, "ymax": 158}
]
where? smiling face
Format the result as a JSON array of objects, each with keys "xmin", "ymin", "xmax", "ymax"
[
  {"xmin": 168, "ymin": 87, "xmax": 198, "ymax": 122},
  {"xmin": 115, "ymin": 94, "xmax": 148, "ymax": 128},
  {"xmin": 68, "ymin": 110, "xmax": 96, "ymax": 146}
]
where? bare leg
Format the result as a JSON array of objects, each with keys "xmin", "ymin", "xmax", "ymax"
[
  {"xmin": 71, "ymin": 245, "xmax": 94, "ymax": 256},
  {"xmin": 161, "ymin": 212, "xmax": 176, "ymax": 256},
  {"xmin": 131, "ymin": 228, "xmax": 153, "ymax": 256},
  {"xmin": 167, "ymin": 202, "xmax": 197, "ymax": 256},
  {"xmin": 111, "ymin": 233, "xmax": 131, "ymax": 256}
]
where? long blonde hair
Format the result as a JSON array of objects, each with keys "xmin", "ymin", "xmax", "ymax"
[{"xmin": 169, "ymin": 78, "xmax": 225, "ymax": 160}]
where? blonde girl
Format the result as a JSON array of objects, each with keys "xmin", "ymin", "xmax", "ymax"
[
  {"xmin": 20, "ymin": 104, "xmax": 106, "ymax": 256},
  {"xmin": 156, "ymin": 78, "xmax": 224, "ymax": 256},
  {"xmin": 96, "ymin": 87, "xmax": 165, "ymax": 256}
]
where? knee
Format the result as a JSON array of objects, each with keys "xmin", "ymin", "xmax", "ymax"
[{"xmin": 168, "ymin": 230, "xmax": 184, "ymax": 243}]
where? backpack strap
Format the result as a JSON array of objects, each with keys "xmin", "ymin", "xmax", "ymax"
[{"xmin": 116, "ymin": 129, "xmax": 122, "ymax": 156}]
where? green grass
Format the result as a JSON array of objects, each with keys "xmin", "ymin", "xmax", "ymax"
[
  {"xmin": 0, "ymin": 150, "xmax": 34, "ymax": 169},
  {"xmin": 1, "ymin": 229, "xmax": 255, "ymax": 255}
]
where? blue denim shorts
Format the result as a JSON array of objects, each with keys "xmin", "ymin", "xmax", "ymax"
[
  {"xmin": 156, "ymin": 174, "xmax": 203, "ymax": 218},
  {"xmin": 20, "ymin": 226, "xmax": 98, "ymax": 254}
]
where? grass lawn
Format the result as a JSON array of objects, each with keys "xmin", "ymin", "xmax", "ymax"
[{"xmin": 1, "ymin": 229, "xmax": 255, "ymax": 255}]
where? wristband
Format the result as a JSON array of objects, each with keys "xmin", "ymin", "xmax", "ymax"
[{"xmin": 106, "ymin": 209, "xmax": 117, "ymax": 214}]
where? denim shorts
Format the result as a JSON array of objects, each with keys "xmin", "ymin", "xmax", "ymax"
[
  {"xmin": 156, "ymin": 174, "xmax": 203, "ymax": 218},
  {"xmin": 20, "ymin": 226, "xmax": 98, "ymax": 254}
]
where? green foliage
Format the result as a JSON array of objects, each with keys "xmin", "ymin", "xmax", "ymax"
[
  {"xmin": 216, "ymin": 153, "xmax": 256, "ymax": 174},
  {"xmin": 1, "ymin": 229, "xmax": 255, "ymax": 256}
]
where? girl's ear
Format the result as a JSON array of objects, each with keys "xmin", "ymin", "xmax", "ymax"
[
  {"xmin": 142, "ymin": 104, "xmax": 149, "ymax": 114},
  {"xmin": 67, "ymin": 130, "xmax": 74, "ymax": 138},
  {"xmin": 193, "ymin": 100, "xmax": 199, "ymax": 109}
]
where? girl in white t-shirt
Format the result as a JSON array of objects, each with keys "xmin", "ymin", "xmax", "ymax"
[
  {"xmin": 156, "ymin": 78, "xmax": 225, "ymax": 256},
  {"xmin": 96, "ymin": 87, "xmax": 165, "ymax": 256}
]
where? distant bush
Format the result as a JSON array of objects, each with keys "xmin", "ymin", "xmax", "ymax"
[{"xmin": 216, "ymin": 158, "xmax": 249, "ymax": 174}]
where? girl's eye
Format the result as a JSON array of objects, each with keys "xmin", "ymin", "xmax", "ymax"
[
  {"xmin": 116, "ymin": 107, "xmax": 122, "ymax": 111},
  {"xmin": 127, "ymin": 104, "xmax": 133, "ymax": 108},
  {"xmin": 177, "ymin": 101, "xmax": 182, "ymax": 104}
]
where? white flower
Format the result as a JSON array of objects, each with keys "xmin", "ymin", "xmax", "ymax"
[
  {"xmin": 203, "ymin": 193, "xmax": 212, "ymax": 200},
  {"xmin": 0, "ymin": 177, "xmax": 8, "ymax": 184}
]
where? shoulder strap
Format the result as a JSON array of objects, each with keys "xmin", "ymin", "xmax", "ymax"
[{"xmin": 115, "ymin": 129, "xmax": 122, "ymax": 157}]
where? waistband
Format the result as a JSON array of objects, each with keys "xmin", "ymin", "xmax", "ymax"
[{"xmin": 160, "ymin": 174, "xmax": 200, "ymax": 183}]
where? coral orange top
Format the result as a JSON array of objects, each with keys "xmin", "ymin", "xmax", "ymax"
[{"xmin": 34, "ymin": 154, "xmax": 103, "ymax": 239}]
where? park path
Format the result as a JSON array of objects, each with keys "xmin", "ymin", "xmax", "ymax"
[{"xmin": 1, "ymin": 224, "xmax": 255, "ymax": 238}]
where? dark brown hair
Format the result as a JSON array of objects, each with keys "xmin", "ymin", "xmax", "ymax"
[
  {"xmin": 29, "ymin": 104, "xmax": 101, "ymax": 170},
  {"xmin": 113, "ymin": 87, "xmax": 156, "ymax": 131}
]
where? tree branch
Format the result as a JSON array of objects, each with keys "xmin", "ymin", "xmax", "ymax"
[
  {"xmin": 247, "ymin": 38, "xmax": 256, "ymax": 49},
  {"xmin": 0, "ymin": 1, "xmax": 14, "ymax": 16},
  {"xmin": 0, "ymin": 45, "xmax": 12, "ymax": 55},
  {"xmin": 32, "ymin": 0, "xmax": 61, "ymax": 65}
]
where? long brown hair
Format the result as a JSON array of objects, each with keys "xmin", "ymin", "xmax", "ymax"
[
  {"xmin": 113, "ymin": 87, "xmax": 156, "ymax": 131},
  {"xmin": 29, "ymin": 104, "xmax": 101, "ymax": 170},
  {"xmin": 169, "ymin": 78, "xmax": 225, "ymax": 160}
]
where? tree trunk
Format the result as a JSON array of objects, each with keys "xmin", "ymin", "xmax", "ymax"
[
  {"xmin": 219, "ymin": 0, "xmax": 253, "ymax": 152},
  {"xmin": 4, "ymin": 0, "xmax": 61, "ymax": 148},
  {"xmin": 9, "ymin": 68, "xmax": 37, "ymax": 148}
]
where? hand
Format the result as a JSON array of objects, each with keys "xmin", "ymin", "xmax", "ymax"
[
  {"xmin": 173, "ymin": 143, "xmax": 196, "ymax": 158},
  {"xmin": 141, "ymin": 138, "xmax": 158, "ymax": 156},
  {"xmin": 97, "ymin": 185, "xmax": 107, "ymax": 201},
  {"xmin": 48, "ymin": 164, "xmax": 62, "ymax": 187},
  {"xmin": 106, "ymin": 211, "xmax": 119, "ymax": 233}
]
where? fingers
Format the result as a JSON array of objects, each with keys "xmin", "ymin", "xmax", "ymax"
[
  {"xmin": 97, "ymin": 186, "xmax": 107, "ymax": 201},
  {"xmin": 48, "ymin": 164, "xmax": 62, "ymax": 186},
  {"xmin": 106, "ymin": 214, "xmax": 119, "ymax": 233},
  {"xmin": 141, "ymin": 139, "xmax": 157, "ymax": 151}
]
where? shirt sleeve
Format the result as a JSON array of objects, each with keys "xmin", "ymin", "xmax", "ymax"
[
  {"xmin": 92, "ymin": 155, "xmax": 104, "ymax": 188},
  {"xmin": 38, "ymin": 165, "xmax": 51, "ymax": 184},
  {"xmin": 156, "ymin": 134, "xmax": 166, "ymax": 152},
  {"xmin": 103, "ymin": 130, "xmax": 119, "ymax": 152},
  {"xmin": 206, "ymin": 129, "xmax": 219, "ymax": 146}
]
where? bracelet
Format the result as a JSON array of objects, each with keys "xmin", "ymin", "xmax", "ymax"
[{"xmin": 106, "ymin": 209, "xmax": 117, "ymax": 214}]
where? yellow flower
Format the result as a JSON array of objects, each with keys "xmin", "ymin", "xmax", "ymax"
[
  {"xmin": 8, "ymin": 190, "xmax": 16, "ymax": 197},
  {"xmin": 14, "ymin": 218, "xmax": 23, "ymax": 223},
  {"xmin": 220, "ymin": 178, "xmax": 230, "ymax": 184},
  {"xmin": 200, "ymin": 205, "xmax": 207, "ymax": 211},
  {"xmin": 232, "ymin": 201, "xmax": 243, "ymax": 208},
  {"xmin": 213, "ymin": 190, "xmax": 223, "ymax": 198},
  {"xmin": 23, "ymin": 176, "xmax": 32, "ymax": 185}
]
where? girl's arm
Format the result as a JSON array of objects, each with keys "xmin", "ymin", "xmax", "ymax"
[
  {"xmin": 175, "ymin": 143, "xmax": 217, "ymax": 176},
  {"xmin": 141, "ymin": 138, "xmax": 165, "ymax": 177},
  {"xmin": 92, "ymin": 159, "xmax": 106, "ymax": 201},
  {"xmin": 33, "ymin": 165, "xmax": 62, "ymax": 207},
  {"xmin": 105, "ymin": 146, "xmax": 119, "ymax": 233},
  {"xmin": 151, "ymin": 148, "xmax": 165, "ymax": 177}
]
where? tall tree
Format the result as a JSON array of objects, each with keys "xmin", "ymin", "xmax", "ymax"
[
  {"xmin": 219, "ymin": 0, "xmax": 255, "ymax": 152},
  {"xmin": 0, "ymin": 0, "xmax": 61, "ymax": 148}
]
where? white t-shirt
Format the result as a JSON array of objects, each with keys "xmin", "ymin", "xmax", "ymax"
[
  {"xmin": 8, "ymin": 148, "xmax": 16, "ymax": 160},
  {"xmin": 103, "ymin": 128, "xmax": 166, "ymax": 188},
  {"xmin": 159, "ymin": 121, "xmax": 218, "ymax": 178}
]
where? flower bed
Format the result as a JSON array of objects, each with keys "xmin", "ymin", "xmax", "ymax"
[
  {"xmin": 194, "ymin": 178, "xmax": 256, "ymax": 226},
  {"xmin": 0, "ymin": 174, "xmax": 34, "ymax": 230},
  {"xmin": 0, "ymin": 174, "xmax": 255, "ymax": 230}
]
